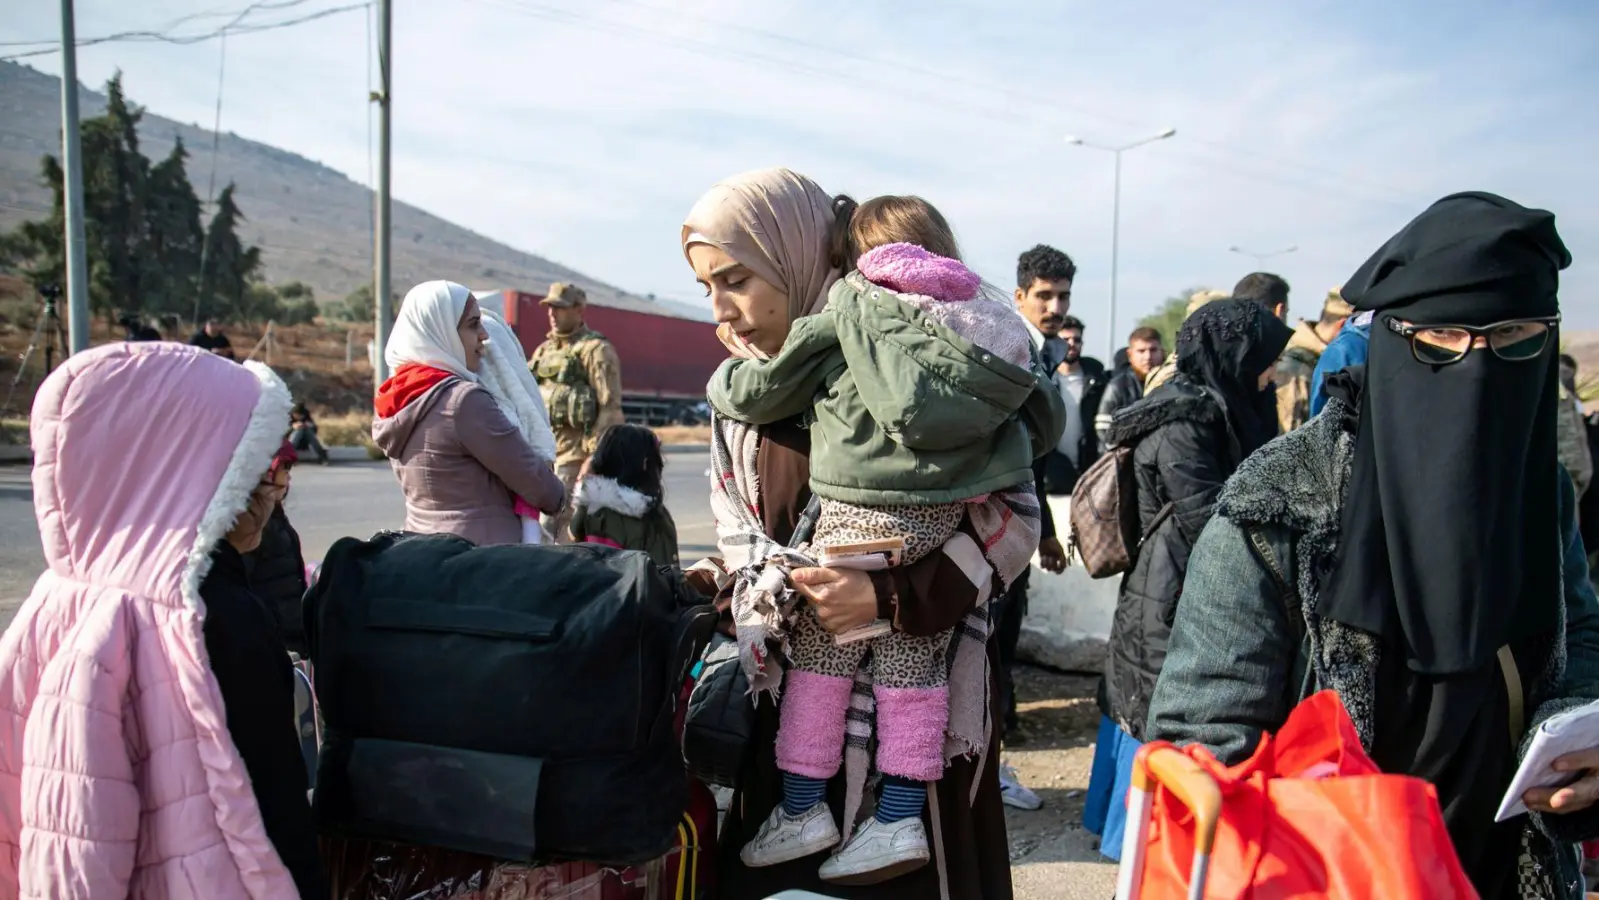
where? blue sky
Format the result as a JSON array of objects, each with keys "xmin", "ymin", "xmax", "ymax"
[{"xmin": 5, "ymin": 0, "xmax": 1597, "ymax": 343}]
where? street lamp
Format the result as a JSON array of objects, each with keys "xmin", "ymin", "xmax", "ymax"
[
  {"xmin": 1230, "ymin": 245, "xmax": 1298, "ymax": 266},
  {"xmin": 1065, "ymin": 127, "xmax": 1177, "ymax": 359}
]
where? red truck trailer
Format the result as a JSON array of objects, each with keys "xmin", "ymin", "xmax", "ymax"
[{"xmin": 478, "ymin": 289, "xmax": 724, "ymax": 425}]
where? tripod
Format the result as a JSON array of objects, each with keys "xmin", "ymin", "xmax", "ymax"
[{"xmin": 2, "ymin": 286, "xmax": 70, "ymax": 417}]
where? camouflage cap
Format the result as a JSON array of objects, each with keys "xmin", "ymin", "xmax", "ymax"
[
  {"xmin": 1323, "ymin": 287, "xmax": 1353, "ymax": 319},
  {"xmin": 541, "ymin": 282, "xmax": 587, "ymax": 308},
  {"xmin": 1185, "ymin": 288, "xmax": 1229, "ymax": 318}
]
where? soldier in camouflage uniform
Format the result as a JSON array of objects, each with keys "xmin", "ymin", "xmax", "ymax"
[
  {"xmin": 1560, "ymin": 353, "xmax": 1592, "ymax": 498},
  {"xmin": 1144, "ymin": 288, "xmax": 1229, "ymax": 393},
  {"xmin": 528, "ymin": 283, "xmax": 624, "ymax": 541},
  {"xmin": 1274, "ymin": 288, "xmax": 1353, "ymax": 433}
]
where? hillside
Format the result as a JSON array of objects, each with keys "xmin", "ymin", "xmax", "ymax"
[{"xmin": 0, "ymin": 60, "xmax": 702, "ymax": 318}]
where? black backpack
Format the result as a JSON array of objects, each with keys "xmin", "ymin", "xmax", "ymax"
[{"xmin": 305, "ymin": 532, "xmax": 715, "ymax": 865}]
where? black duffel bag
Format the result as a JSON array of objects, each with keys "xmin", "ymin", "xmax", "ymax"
[{"xmin": 305, "ymin": 532, "xmax": 716, "ymax": 866}]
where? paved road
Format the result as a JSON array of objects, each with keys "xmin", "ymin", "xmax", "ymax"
[
  {"xmin": 0, "ymin": 452, "xmax": 719, "ymax": 628},
  {"xmin": 0, "ymin": 456, "xmax": 1117, "ymax": 897}
]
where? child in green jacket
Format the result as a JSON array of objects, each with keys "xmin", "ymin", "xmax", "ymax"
[
  {"xmin": 712, "ymin": 196, "xmax": 1062, "ymax": 883},
  {"xmin": 570, "ymin": 424, "xmax": 679, "ymax": 567}
]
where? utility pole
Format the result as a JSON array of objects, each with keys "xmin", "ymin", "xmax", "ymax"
[
  {"xmin": 1065, "ymin": 128, "xmax": 1178, "ymax": 360},
  {"xmin": 372, "ymin": 0, "xmax": 393, "ymax": 390},
  {"xmin": 59, "ymin": 0, "xmax": 91, "ymax": 354}
]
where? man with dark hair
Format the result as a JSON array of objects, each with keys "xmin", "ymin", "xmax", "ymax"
[
  {"xmin": 1002, "ymin": 242, "xmax": 1087, "ymax": 811},
  {"xmin": 1047, "ymin": 315, "xmax": 1108, "ymax": 492},
  {"xmin": 1014, "ymin": 244, "xmax": 1078, "ymax": 347},
  {"xmin": 1095, "ymin": 326, "xmax": 1165, "ymax": 449},
  {"xmin": 189, "ymin": 318, "xmax": 235, "ymax": 360},
  {"xmin": 1233, "ymin": 272, "xmax": 1292, "ymax": 321}
]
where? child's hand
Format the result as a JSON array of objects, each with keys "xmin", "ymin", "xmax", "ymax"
[{"xmin": 792, "ymin": 567, "xmax": 879, "ymax": 634}]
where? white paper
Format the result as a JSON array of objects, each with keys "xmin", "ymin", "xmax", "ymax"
[
  {"xmin": 1496, "ymin": 698, "xmax": 1599, "ymax": 821},
  {"xmin": 818, "ymin": 552, "xmax": 892, "ymax": 572}
]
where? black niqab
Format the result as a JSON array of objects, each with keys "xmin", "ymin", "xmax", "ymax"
[
  {"xmin": 1321, "ymin": 192, "xmax": 1570, "ymax": 899},
  {"xmin": 1323, "ymin": 191, "xmax": 1571, "ymax": 675},
  {"xmin": 1175, "ymin": 300, "xmax": 1293, "ymax": 459}
]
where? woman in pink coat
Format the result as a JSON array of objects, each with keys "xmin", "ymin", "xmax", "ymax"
[{"xmin": 0, "ymin": 342, "xmax": 323, "ymax": 898}]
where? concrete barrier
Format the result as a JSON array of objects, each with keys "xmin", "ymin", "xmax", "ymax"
[{"xmin": 1017, "ymin": 495, "xmax": 1118, "ymax": 674}]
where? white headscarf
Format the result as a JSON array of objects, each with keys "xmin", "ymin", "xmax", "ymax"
[
  {"xmin": 385, "ymin": 280, "xmax": 478, "ymax": 381},
  {"xmin": 477, "ymin": 308, "xmax": 557, "ymax": 462}
]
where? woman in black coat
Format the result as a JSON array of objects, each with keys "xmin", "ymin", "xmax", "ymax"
[{"xmin": 1081, "ymin": 299, "xmax": 1291, "ymax": 858}]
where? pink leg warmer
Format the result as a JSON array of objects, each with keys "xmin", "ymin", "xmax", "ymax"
[
  {"xmin": 873, "ymin": 684, "xmax": 950, "ymax": 782},
  {"xmin": 775, "ymin": 670, "xmax": 854, "ymax": 779}
]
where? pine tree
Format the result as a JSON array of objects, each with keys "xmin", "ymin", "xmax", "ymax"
[
  {"xmin": 198, "ymin": 184, "xmax": 262, "ymax": 320},
  {"xmin": 144, "ymin": 138, "xmax": 206, "ymax": 317},
  {"xmin": 79, "ymin": 72, "xmax": 152, "ymax": 319}
]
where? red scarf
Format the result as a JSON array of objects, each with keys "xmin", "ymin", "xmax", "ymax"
[{"xmin": 374, "ymin": 363, "xmax": 456, "ymax": 418}]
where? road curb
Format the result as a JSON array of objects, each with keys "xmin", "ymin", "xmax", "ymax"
[
  {"xmin": 318, "ymin": 444, "xmax": 711, "ymax": 460},
  {"xmin": 2, "ymin": 443, "xmax": 712, "ymax": 466}
]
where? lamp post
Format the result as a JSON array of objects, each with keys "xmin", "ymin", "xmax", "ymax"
[
  {"xmin": 1065, "ymin": 128, "xmax": 1177, "ymax": 359},
  {"xmin": 1229, "ymin": 245, "xmax": 1298, "ymax": 266}
]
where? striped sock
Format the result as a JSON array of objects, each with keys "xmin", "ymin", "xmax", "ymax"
[
  {"xmin": 782, "ymin": 771, "xmax": 827, "ymax": 816},
  {"xmin": 875, "ymin": 775, "xmax": 927, "ymax": 824}
]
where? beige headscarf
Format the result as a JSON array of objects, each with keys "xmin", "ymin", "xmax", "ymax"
[{"xmin": 682, "ymin": 168, "xmax": 841, "ymax": 358}]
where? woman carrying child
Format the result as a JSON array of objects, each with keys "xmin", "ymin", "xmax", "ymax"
[
  {"xmin": 570, "ymin": 422, "xmax": 680, "ymax": 565},
  {"xmin": 682, "ymin": 167, "xmax": 1061, "ymax": 900}
]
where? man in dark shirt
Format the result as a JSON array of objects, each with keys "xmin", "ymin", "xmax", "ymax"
[{"xmin": 190, "ymin": 319, "xmax": 236, "ymax": 360}]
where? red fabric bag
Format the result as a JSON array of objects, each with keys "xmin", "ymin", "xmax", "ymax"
[{"xmin": 1119, "ymin": 690, "xmax": 1478, "ymax": 900}]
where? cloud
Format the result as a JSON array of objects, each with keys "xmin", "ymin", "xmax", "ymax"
[{"xmin": 6, "ymin": 0, "xmax": 1596, "ymax": 334}]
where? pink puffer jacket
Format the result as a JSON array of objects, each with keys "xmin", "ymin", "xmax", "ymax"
[{"xmin": 0, "ymin": 343, "xmax": 300, "ymax": 898}]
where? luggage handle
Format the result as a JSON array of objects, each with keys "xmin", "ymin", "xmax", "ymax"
[
  {"xmin": 1117, "ymin": 745, "xmax": 1222, "ymax": 900},
  {"xmin": 368, "ymin": 600, "xmax": 559, "ymax": 641}
]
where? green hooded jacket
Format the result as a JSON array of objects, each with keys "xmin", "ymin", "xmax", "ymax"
[{"xmin": 707, "ymin": 272, "xmax": 1066, "ymax": 505}]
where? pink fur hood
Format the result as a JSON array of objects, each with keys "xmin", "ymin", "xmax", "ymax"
[
  {"xmin": 0, "ymin": 343, "xmax": 299, "ymax": 898},
  {"xmin": 856, "ymin": 243, "xmax": 1032, "ymax": 368}
]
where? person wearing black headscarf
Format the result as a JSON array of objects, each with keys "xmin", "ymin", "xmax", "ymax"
[
  {"xmin": 1081, "ymin": 300, "xmax": 1291, "ymax": 859},
  {"xmin": 1146, "ymin": 192, "xmax": 1599, "ymax": 900}
]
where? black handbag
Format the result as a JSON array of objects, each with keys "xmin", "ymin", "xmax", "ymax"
[{"xmin": 681, "ymin": 495, "xmax": 822, "ymax": 788}]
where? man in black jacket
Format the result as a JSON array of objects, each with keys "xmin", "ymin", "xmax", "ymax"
[{"xmin": 1039, "ymin": 316, "xmax": 1108, "ymax": 496}]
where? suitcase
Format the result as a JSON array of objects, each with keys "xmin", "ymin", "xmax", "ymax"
[
  {"xmin": 322, "ymin": 822, "xmax": 706, "ymax": 899},
  {"xmin": 1115, "ymin": 746, "xmax": 1221, "ymax": 900}
]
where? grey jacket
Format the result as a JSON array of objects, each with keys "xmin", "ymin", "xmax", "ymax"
[
  {"xmin": 1146, "ymin": 394, "xmax": 1599, "ymax": 900},
  {"xmin": 371, "ymin": 379, "xmax": 565, "ymax": 546}
]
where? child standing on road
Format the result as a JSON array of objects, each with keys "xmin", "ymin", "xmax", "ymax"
[
  {"xmin": 709, "ymin": 196, "xmax": 1059, "ymax": 884},
  {"xmin": 570, "ymin": 423, "xmax": 680, "ymax": 566}
]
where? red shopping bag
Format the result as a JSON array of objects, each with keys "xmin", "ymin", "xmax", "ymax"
[{"xmin": 1119, "ymin": 690, "xmax": 1478, "ymax": 900}]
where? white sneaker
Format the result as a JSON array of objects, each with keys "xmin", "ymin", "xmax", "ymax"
[
  {"xmin": 739, "ymin": 803, "xmax": 841, "ymax": 868},
  {"xmin": 998, "ymin": 762, "xmax": 1043, "ymax": 811},
  {"xmin": 818, "ymin": 816, "xmax": 931, "ymax": 885}
]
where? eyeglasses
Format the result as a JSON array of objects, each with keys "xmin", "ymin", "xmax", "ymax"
[{"xmin": 1384, "ymin": 315, "xmax": 1559, "ymax": 366}]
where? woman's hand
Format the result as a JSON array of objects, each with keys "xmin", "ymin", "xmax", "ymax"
[
  {"xmin": 1524, "ymin": 748, "xmax": 1599, "ymax": 814},
  {"xmin": 791, "ymin": 567, "xmax": 879, "ymax": 634}
]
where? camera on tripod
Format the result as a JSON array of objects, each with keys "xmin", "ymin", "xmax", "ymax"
[{"xmin": 38, "ymin": 283, "xmax": 61, "ymax": 317}]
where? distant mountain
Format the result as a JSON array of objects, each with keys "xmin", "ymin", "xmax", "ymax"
[{"xmin": 0, "ymin": 60, "xmax": 709, "ymax": 321}]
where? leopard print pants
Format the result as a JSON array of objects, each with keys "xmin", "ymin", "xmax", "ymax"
[{"xmin": 787, "ymin": 604, "xmax": 953, "ymax": 689}]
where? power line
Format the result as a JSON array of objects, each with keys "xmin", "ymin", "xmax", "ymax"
[
  {"xmin": 0, "ymin": 3, "xmax": 369, "ymax": 62},
  {"xmin": 0, "ymin": 0, "xmax": 319, "ymax": 47},
  {"xmin": 485, "ymin": 0, "xmax": 1422, "ymax": 209}
]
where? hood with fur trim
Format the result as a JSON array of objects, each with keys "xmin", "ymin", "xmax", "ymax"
[
  {"xmin": 575, "ymin": 474, "xmax": 657, "ymax": 517},
  {"xmin": 1, "ymin": 342, "xmax": 299, "ymax": 898}
]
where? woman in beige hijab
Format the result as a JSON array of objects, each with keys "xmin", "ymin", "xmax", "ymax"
[{"xmin": 682, "ymin": 167, "xmax": 1015, "ymax": 900}]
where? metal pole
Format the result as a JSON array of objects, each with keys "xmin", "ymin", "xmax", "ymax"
[
  {"xmin": 1108, "ymin": 149, "xmax": 1122, "ymax": 361},
  {"xmin": 372, "ymin": 0, "xmax": 393, "ymax": 390},
  {"xmin": 59, "ymin": 0, "xmax": 90, "ymax": 354}
]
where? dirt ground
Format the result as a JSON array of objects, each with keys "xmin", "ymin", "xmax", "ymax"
[{"xmin": 1002, "ymin": 666, "xmax": 1119, "ymax": 899}]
